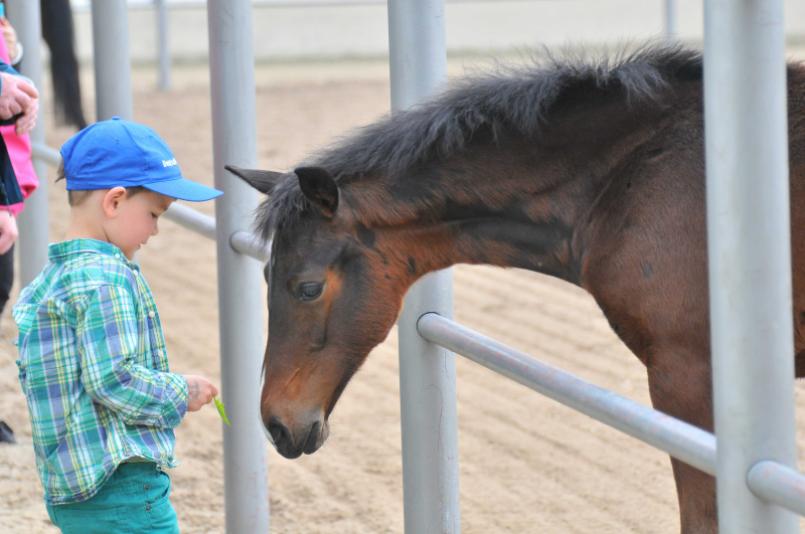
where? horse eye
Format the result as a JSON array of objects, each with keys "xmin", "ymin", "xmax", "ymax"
[{"xmin": 297, "ymin": 282, "xmax": 324, "ymax": 301}]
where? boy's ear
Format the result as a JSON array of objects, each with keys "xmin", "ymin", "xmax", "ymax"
[{"xmin": 101, "ymin": 187, "xmax": 128, "ymax": 217}]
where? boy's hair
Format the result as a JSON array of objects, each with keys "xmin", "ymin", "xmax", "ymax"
[{"xmin": 57, "ymin": 161, "xmax": 145, "ymax": 207}]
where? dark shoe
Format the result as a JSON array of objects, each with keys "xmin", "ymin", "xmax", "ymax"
[{"xmin": 0, "ymin": 420, "xmax": 15, "ymax": 443}]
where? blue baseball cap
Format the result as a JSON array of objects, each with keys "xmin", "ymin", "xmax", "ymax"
[{"xmin": 60, "ymin": 117, "xmax": 222, "ymax": 202}]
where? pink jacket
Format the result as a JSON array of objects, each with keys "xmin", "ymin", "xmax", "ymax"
[{"xmin": 0, "ymin": 30, "xmax": 38, "ymax": 215}]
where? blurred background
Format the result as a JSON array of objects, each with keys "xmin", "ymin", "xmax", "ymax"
[{"xmin": 65, "ymin": 0, "xmax": 805, "ymax": 65}]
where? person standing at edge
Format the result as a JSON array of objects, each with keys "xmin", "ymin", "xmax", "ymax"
[{"xmin": 13, "ymin": 118, "xmax": 220, "ymax": 533}]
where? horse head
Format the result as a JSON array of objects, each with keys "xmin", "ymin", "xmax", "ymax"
[{"xmin": 227, "ymin": 165, "xmax": 412, "ymax": 458}]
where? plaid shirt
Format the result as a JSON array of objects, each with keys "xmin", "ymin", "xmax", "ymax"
[{"xmin": 13, "ymin": 239, "xmax": 189, "ymax": 505}]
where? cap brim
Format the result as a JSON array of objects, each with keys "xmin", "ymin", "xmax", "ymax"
[{"xmin": 143, "ymin": 178, "xmax": 223, "ymax": 202}]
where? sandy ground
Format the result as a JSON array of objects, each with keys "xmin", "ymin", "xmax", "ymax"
[{"xmin": 2, "ymin": 55, "xmax": 805, "ymax": 533}]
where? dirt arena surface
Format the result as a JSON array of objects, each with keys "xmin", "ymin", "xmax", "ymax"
[{"xmin": 2, "ymin": 54, "xmax": 805, "ymax": 533}]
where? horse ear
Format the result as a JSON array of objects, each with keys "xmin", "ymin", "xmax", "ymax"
[
  {"xmin": 294, "ymin": 166, "xmax": 339, "ymax": 218},
  {"xmin": 225, "ymin": 165, "xmax": 284, "ymax": 195}
]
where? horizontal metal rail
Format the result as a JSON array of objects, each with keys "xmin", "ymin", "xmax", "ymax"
[
  {"xmin": 32, "ymin": 142, "xmax": 61, "ymax": 167},
  {"xmin": 418, "ymin": 313, "xmax": 805, "ymax": 516},
  {"xmin": 162, "ymin": 206, "xmax": 269, "ymax": 261},
  {"xmin": 231, "ymin": 230, "xmax": 270, "ymax": 263},
  {"xmin": 31, "ymin": 142, "xmax": 269, "ymax": 262},
  {"xmin": 165, "ymin": 202, "xmax": 216, "ymax": 239},
  {"xmin": 416, "ymin": 312, "xmax": 717, "ymax": 475},
  {"xmin": 748, "ymin": 461, "xmax": 805, "ymax": 517}
]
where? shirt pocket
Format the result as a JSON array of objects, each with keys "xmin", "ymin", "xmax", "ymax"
[{"xmin": 144, "ymin": 309, "xmax": 169, "ymax": 371}]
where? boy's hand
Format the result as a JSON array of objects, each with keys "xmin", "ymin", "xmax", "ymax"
[{"xmin": 183, "ymin": 375, "xmax": 219, "ymax": 412}]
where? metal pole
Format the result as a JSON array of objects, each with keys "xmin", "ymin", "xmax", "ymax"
[
  {"xmin": 388, "ymin": 1, "xmax": 459, "ymax": 533},
  {"xmin": 31, "ymin": 143, "xmax": 61, "ymax": 168},
  {"xmin": 155, "ymin": 0, "xmax": 171, "ymax": 91},
  {"xmin": 747, "ymin": 461, "xmax": 805, "ymax": 517},
  {"xmin": 207, "ymin": 1, "xmax": 269, "ymax": 533},
  {"xmin": 704, "ymin": 1, "xmax": 798, "ymax": 532},
  {"xmin": 91, "ymin": 0, "xmax": 133, "ymax": 120},
  {"xmin": 6, "ymin": 0, "xmax": 48, "ymax": 285},
  {"xmin": 663, "ymin": 0, "xmax": 676, "ymax": 41},
  {"xmin": 418, "ymin": 313, "xmax": 717, "ymax": 476}
]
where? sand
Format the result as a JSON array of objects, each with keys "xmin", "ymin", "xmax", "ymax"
[{"xmin": 1, "ymin": 57, "xmax": 805, "ymax": 533}]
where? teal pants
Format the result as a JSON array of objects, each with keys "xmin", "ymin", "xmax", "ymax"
[{"xmin": 46, "ymin": 462, "xmax": 179, "ymax": 534}]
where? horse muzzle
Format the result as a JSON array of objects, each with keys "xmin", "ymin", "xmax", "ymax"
[{"xmin": 264, "ymin": 414, "xmax": 330, "ymax": 459}]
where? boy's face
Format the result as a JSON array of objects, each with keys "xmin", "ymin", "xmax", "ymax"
[{"xmin": 106, "ymin": 189, "xmax": 174, "ymax": 259}]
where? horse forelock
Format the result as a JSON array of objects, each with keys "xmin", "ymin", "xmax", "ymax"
[{"xmin": 255, "ymin": 178, "xmax": 313, "ymax": 241}]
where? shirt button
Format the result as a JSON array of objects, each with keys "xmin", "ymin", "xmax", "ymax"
[
  {"xmin": 114, "ymin": 253, "xmax": 121, "ymax": 259},
  {"xmin": 148, "ymin": 311, "xmax": 155, "ymax": 318},
  {"xmin": 145, "ymin": 504, "xmax": 151, "ymax": 511},
  {"xmin": 144, "ymin": 484, "xmax": 150, "ymax": 490}
]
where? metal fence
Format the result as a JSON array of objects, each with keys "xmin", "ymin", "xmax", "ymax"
[{"xmin": 13, "ymin": 0, "xmax": 805, "ymax": 533}]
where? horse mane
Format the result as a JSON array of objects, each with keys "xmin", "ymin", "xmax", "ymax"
[{"xmin": 258, "ymin": 43, "xmax": 702, "ymax": 238}]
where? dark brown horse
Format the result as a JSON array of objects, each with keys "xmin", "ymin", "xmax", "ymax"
[{"xmin": 227, "ymin": 45, "xmax": 805, "ymax": 534}]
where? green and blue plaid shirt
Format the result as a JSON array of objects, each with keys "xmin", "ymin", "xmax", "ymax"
[{"xmin": 13, "ymin": 239, "xmax": 189, "ymax": 505}]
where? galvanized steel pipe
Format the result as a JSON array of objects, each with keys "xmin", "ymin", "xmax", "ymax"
[
  {"xmin": 91, "ymin": 0, "xmax": 133, "ymax": 120},
  {"xmin": 417, "ymin": 313, "xmax": 717, "ymax": 476},
  {"xmin": 207, "ymin": 1, "xmax": 269, "ymax": 532},
  {"xmin": 704, "ymin": 1, "xmax": 798, "ymax": 531},
  {"xmin": 7, "ymin": 0, "xmax": 48, "ymax": 285},
  {"xmin": 748, "ymin": 461, "xmax": 805, "ymax": 517},
  {"xmin": 389, "ymin": 1, "xmax": 460, "ymax": 532}
]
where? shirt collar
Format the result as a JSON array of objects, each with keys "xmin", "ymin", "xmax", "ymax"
[{"xmin": 48, "ymin": 239, "xmax": 137, "ymax": 269}]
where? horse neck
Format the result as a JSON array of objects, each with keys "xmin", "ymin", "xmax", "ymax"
[
  {"xmin": 339, "ymin": 156, "xmax": 575, "ymax": 285},
  {"xmin": 343, "ymin": 102, "xmax": 667, "ymax": 286}
]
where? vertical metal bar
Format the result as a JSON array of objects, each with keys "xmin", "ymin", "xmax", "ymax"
[
  {"xmin": 155, "ymin": 0, "xmax": 171, "ymax": 91},
  {"xmin": 91, "ymin": 0, "xmax": 132, "ymax": 120},
  {"xmin": 207, "ymin": 1, "xmax": 269, "ymax": 533},
  {"xmin": 388, "ymin": 1, "xmax": 459, "ymax": 533},
  {"xmin": 704, "ymin": 1, "xmax": 798, "ymax": 532},
  {"xmin": 663, "ymin": 0, "xmax": 677, "ymax": 41},
  {"xmin": 6, "ymin": 0, "xmax": 48, "ymax": 285}
]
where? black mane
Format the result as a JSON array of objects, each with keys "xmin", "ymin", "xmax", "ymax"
[{"xmin": 258, "ymin": 44, "xmax": 702, "ymax": 237}]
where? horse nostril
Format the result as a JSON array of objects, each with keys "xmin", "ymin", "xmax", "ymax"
[
  {"xmin": 267, "ymin": 416, "xmax": 290, "ymax": 447},
  {"xmin": 303, "ymin": 421, "xmax": 321, "ymax": 453}
]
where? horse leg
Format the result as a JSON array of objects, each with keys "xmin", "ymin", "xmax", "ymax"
[{"xmin": 646, "ymin": 350, "xmax": 717, "ymax": 534}]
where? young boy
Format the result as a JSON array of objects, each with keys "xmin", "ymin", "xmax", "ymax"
[{"xmin": 13, "ymin": 117, "xmax": 221, "ymax": 533}]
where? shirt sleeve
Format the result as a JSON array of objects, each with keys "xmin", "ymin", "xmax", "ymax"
[{"xmin": 76, "ymin": 283, "xmax": 189, "ymax": 429}]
